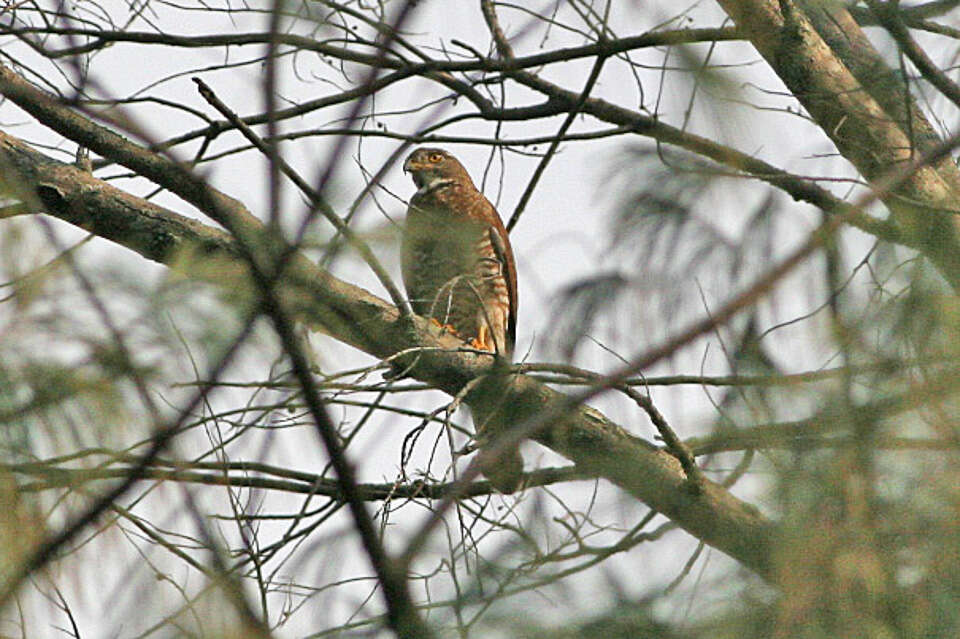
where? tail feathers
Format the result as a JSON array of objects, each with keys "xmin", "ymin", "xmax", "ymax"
[
  {"xmin": 468, "ymin": 373, "xmax": 523, "ymax": 493},
  {"xmin": 476, "ymin": 446, "xmax": 524, "ymax": 493}
]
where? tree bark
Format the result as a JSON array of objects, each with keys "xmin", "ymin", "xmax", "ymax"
[{"xmin": 716, "ymin": 0, "xmax": 960, "ymax": 286}]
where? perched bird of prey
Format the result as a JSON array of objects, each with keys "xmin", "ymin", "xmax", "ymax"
[{"xmin": 402, "ymin": 147, "xmax": 522, "ymax": 491}]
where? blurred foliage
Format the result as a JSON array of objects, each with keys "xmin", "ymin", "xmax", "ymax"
[{"xmin": 551, "ymin": 148, "xmax": 779, "ymax": 361}]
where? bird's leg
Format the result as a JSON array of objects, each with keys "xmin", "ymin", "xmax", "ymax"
[
  {"xmin": 430, "ymin": 317, "xmax": 461, "ymax": 337},
  {"xmin": 470, "ymin": 323, "xmax": 493, "ymax": 352}
]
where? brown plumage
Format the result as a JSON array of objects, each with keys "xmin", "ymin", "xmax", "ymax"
[
  {"xmin": 402, "ymin": 147, "xmax": 522, "ymax": 491},
  {"xmin": 401, "ymin": 148, "xmax": 517, "ymax": 357}
]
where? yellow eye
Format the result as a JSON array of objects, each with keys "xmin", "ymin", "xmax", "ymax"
[{"xmin": 429, "ymin": 152, "xmax": 443, "ymax": 163}]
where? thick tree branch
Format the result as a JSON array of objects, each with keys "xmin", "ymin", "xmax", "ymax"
[
  {"xmin": 714, "ymin": 0, "xmax": 960, "ymax": 287},
  {"xmin": 0, "ymin": 129, "xmax": 775, "ymax": 577},
  {"xmin": 797, "ymin": 0, "xmax": 960, "ymax": 197}
]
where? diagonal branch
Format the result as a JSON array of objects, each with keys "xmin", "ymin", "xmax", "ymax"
[
  {"xmin": 0, "ymin": 128, "xmax": 776, "ymax": 577},
  {"xmin": 797, "ymin": 0, "xmax": 960, "ymax": 197},
  {"xmin": 714, "ymin": 0, "xmax": 960, "ymax": 288}
]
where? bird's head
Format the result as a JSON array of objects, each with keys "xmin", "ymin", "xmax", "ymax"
[{"xmin": 403, "ymin": 147, "xmax": 470, "ymax": 192}]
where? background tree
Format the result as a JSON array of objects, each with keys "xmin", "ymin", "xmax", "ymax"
[{"xmin": 0, "ymin": 1, "xmax": 957, "ymax": 637}]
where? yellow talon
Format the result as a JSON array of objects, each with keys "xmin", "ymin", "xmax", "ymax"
[
  {"xmin": 472, "ymin": 324, "xmax": 494, "ymax": 352},
  {"xmin": 430, "ymin": 317, "xmax": 460, "ymax": 336}
]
